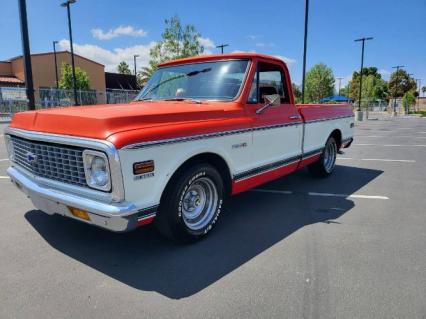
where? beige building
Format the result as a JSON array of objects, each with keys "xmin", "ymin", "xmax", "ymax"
[{"xmin": 0, "ymin": 51, "xmax": 106, "ymax": 92}]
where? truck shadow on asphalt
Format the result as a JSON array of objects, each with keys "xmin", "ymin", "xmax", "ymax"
[{"xmin": 25, "ymin": 165, "xmax": 383, "ymax": 299}]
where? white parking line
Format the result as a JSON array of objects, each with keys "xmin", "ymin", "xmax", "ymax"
[
  {"xmin": 337, "ymin": 157, "xmax": 415, "ymax": 163},
  {"xmin": 355, "ymin": 136, "xmax": 426, "ymax": 139},
  {"xmin": 251, "ymin": 189, "xmax": 293, "ymax": 195},
  {"xmin": 308, "ymin": 192, "xmax": 389, "ymax": 200},
  {"xmin": 0, "ymin": 176, "xmax": 9, "ymax": 179},
  {"xmin": 354, "ymin": 143, "xmax": 426, "ymax": 147},
  {"xmin": 0, "ymin": 159, "xmax": 9, "ymax": 162}
]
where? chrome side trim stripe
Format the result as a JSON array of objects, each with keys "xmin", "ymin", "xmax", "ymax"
[
  {"xmin": 234, "ymin": 147, "xmax": 323, "ymax": 182},
  {"xmin": 136, "ymin": 205, "xmax": 159, "ymax": 220},
  {"xmin": 123, "ymin": 115, "xmax": 354, "ymax": 150},
  {"xmin": 123, "ymin": 122, "xmax": 306, "ymax": 150},
  {"xmin": 304, "ymin": 115, "xmax": 354, "ymax": 124}
]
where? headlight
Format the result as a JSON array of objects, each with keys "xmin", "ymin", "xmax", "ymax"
[
  {"xmin": 4, "ymin": 135, "xmax": 15, "ymax": 162},
  {"xmin": 82, "ymin": 150, "xmax": 111, "ymax": 191}
]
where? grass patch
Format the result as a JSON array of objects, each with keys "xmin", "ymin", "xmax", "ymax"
[{"xmin": 410, "ymin": 111, "xmax": 426, "ymax": 117}]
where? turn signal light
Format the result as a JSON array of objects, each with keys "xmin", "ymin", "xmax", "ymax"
[
  {"xmin": 68, "ymin": 207, "xmax": 91, "ymax": 221},
  {"xmin": 133, "ymin": 160, "xmax": 155, "ymax": 175}
]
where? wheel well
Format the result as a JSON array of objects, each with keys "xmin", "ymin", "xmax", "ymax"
[
  {"xmin": 330, "ymin": 129, "xmax": 342, "ymax": 149},
  {"xmin": 165, "ymin": 153, "xmax": 232, "ymax": 197}
]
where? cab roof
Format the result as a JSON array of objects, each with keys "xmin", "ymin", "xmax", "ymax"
[{"xmin": 158, "ymin": 53, "xmax": 286, "ymax": 67}]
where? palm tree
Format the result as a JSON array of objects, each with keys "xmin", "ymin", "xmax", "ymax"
[{"xmin": 138, "ymin": 65, "xmax": 157, "ymax": 87}]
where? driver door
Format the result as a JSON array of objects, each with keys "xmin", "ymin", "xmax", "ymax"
[{"xmin": 245, "ymin": 61, "xmax": 303, "ymax": 178}]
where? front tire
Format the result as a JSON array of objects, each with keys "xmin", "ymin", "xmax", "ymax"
[
  {"xmin": 308, "ymin": 136, "xmax": 337, "ymax": 178},
  {"xmin": 155, "ymin": 164, "xmax": 224, "ymax": 242}
]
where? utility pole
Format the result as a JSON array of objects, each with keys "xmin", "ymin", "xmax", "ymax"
[
  {"xmin": 336, "ymin": 77, "xmax": 344, "ymax": 95},
  {"xmin": 61, "ymin": 0, "xmax": 78, "ymax": 105},
  {"xmin": 407, "ymin": 73, "xmax": 414, "ymax": 113},
  {"xmin": 216, "ymin": 44, "xmax": 229, "ymax": 54},
  {"xmin": 354, "ymin": 37, "xmax": 373, "ymax": 113},
  {"xmin": 301, "ymin": 0, "xmax": 309, "ymax": 103},
  {"xmin": 133, "ymin": 54, "xmax": 139, "ymax": 78},
  {"xmin": 416, "ymin": 79, "xmax": 421, "ymax": 111},
  {"xmin": 392, "ymin": 65, "xmax": 404, "ymax": 114},
  {"xmin": 18, "ymin": 0, "xmax": 35, "ymax": 110},
  {"xmin": 53, "ymin": 41, "xmax": 59, "ymax": 89}
]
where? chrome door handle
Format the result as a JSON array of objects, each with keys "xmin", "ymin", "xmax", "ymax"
[{"xmin": 289, "ymin": 115, "xmax": 302, "ymax": 120}]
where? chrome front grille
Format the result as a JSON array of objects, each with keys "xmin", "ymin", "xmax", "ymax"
[{"xmin": 10, "ymin": 135, "xmax": 87, "ymax": 187}]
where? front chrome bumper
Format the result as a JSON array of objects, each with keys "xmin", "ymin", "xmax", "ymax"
[{"xmin": 7, "ymin": 167, "xmax": 156, "ymax": 232}]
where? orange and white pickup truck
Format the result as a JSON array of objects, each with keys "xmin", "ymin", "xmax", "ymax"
[{"xmin": 5, "ymin": 53, "xmax": 354, "ymax": 241}]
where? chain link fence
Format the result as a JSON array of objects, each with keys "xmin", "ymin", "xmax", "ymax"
[{"xmin": 0, "ymin": 87, "xmax": 139, "ymax": 122}]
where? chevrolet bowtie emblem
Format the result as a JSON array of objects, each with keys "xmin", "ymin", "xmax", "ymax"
[{"xmin": 26, "ymin": 152, "xmax": 38, "ymax": 164}]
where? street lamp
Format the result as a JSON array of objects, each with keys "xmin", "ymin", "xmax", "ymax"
[
  {"xmin": 301, "ymin": 0, "xmax": 310, "ymax": 103},
  {"xmin": 354, "ymin": 37, "xmax": 373, "ymax": 114},
  {"xmin": 18, "ymin": 0, "xmax": 35, "ymax": 110},
  {"xmin": 216, "ymin": 44, "xmax": 229, "ymax": 54},
  {"xmin": 133, "ymin": 54, "xmax": 139, "ymax": 76},
  {"xmin": 61, "ymin": 0, "xmax": 78, "ymax": 105},
  {"xmin": 53, "ymin": 41, "xmax": 59, "ymax": 89},
  {"xmin": 392, "ymin": 65, "xmax": 404, "ymax": 114},
  {"xmin": 336, "ymin": 77, "xmax": 344, "ymax": 95}
]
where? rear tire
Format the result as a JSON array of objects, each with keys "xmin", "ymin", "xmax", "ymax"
[
  {"xmin": 155, "ymin": 163, "xmax": 224, "ymax": 243},
  {"xmin": 308, "ymin": 136, "xmax": 337, "ymax": 178}
]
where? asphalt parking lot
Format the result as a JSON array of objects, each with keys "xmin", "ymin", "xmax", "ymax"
[{"xmin": 1, "ymin": 116, "xmax": 425, "ymax": 319}]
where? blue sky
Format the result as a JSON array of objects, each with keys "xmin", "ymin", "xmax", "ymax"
[{"xmin": 1, "ymin": 0, "xmax": 425, "ymax": 89}]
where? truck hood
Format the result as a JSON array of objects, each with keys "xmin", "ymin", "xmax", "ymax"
[{"xmin": 9, "ymin": 101, "xmax": 248, "ymax": 148}]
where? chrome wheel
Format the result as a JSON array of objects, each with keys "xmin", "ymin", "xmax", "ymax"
[
  {"xmin": 182, "ymin": 177, "xmax": 218, "ymax": 231},
  {"xmin": 323, "ymin": 140, "xmax": 337, "ymax": 173}
]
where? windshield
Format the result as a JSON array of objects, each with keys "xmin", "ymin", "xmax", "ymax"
[{"xmin": 135, "ymin": 59, "xmax": 249, "ymax": 102}]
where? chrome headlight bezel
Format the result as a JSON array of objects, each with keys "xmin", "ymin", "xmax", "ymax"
[{"xmin": 82, "ymin": 150, "xmax": 111, "ymax": 192}]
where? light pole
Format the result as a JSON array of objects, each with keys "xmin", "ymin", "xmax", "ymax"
[
  {"xmin": 416, "ymin": 79, "xmax": 421, "ymax": 111},
  {"xmin": 53, "ymin": 40, "xmax": 59, "ymax": 89},
  {"xmin": 301, "ymin": 0, "xmax": 309, "ymax": 103},
  {"xmin": 216, "ymin": 44, "xmax": 229, "ymax": 54},
  {"xmin": 354, "ymin": 37, "xmax": 373, "ymax": 115},
  {"xmin": 133, "ymin": 54, "xmax": 139, "ymax": 76},
  {"xmin": 392, "ymin": 65, "xmax": 404, "ymax": 114},
  {"xmin": 336, "ymin": 77, "xmax": 344, "ymax": 95},
  {"xmin": 61, "ymin": 0, "xmax": 78, "ymax": 105},
  {"xmin": 407, "ymin": 73, "xmax": 414, "ymax": 113},
  {"xmin": 18, "ymin": 0, "xmax": 35, "ymax": 110}
]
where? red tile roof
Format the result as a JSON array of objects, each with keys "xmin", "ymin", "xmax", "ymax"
[{"xmin": 0, "ymin": 76, "xmax": 24, "ymax": 84}]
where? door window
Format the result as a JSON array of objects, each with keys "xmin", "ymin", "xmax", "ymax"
[{"xmin": 247, "ymin": 62, "xmax": 290, "ymax": 104}]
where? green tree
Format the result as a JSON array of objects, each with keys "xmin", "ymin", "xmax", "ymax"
[
  {"xmin": 305, "ymin": 63, "xmax": 335, "ymax": 103},
  {"xmin": 422, "ymin": 86, "xmax": 426, "ymax": 94},
  {"xmin": 348, "ymin": 67, "xmax": 388, "ymax": 104},
  {"xmin": 402, "ymin": 91, "xmax": 416, "ymax": 113},
  {"xmin": 117, "ymin": 61, "xmax": 131, "ymax": 75},
  {"xmin": 59, "ymin": 62, "xmax": 90, "ymax": 90},
  {"xmin": 388, "ymin": 69, "xmax": 417, "ymax": 98},
  {"xmin": 292, "ymin": 83, "xmax": 302, "ymax": 103},
  {"xmin": 141, "ymin": 15, "xmax": 204, "ymax": 86},
  {"xmin": 138, "ymin": 66, "xmax": 157, "ymax": 87}
]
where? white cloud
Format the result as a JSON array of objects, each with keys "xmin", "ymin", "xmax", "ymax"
[
  {"xmin": 91, "ymin": 25, "xmax": 148, "ymax": 40},
  {"xmin": 255, "ymin": 42, "xmax": 265, "ymax": 47},
  {"xmin": 246, "ymin": 35, "xmax": 261, "ymax": 40},
  {"xmin": 198, "ymin": 37, "xmax": 215, "ymax": 49},
  {"xmin": 58, "ymin": 39, "xmax": 156, "ymax": 72},
  {"xmin": 198, "ymin": 37, "xmax": 216, "ymax": 54},
  {"xmin": 273, "ymin": 55, "xmax": 296, "ymax": 65}
]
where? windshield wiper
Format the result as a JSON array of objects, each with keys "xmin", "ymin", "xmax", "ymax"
[
  {"xmin": 164, "ymin": 98, "xmax": 202, "ymax": 104},
  {"xmin": 138, "ymin": 97, "xmax": 153, "ymax": 101}
]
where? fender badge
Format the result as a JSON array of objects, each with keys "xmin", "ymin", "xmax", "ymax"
[{"xmin": 232, "ymin": 142, "xmax": 247, "ymax": 149}]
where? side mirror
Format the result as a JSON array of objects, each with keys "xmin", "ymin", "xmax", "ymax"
[{"xmin": 256, "ymin": 94, "xmax": 281, "ymax": 114}]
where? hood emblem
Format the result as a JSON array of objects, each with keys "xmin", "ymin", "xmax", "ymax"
[{"xmin": 26, "ymin": 152, "xmax": 38, "ymax": 164}]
